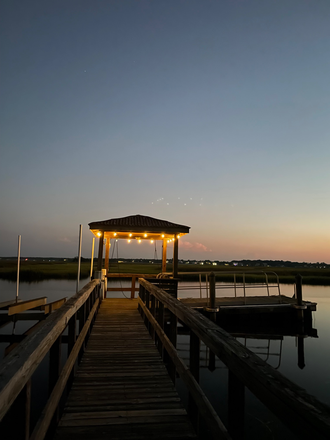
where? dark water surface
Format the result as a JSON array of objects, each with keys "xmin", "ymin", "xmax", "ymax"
[{"xmin": 0, "ymin": 279, "xmax": 329, "ymax": 438}]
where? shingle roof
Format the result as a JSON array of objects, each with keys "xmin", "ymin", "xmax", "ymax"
[{"xmin": 89, "ymin": 214, "xmax": 190, "ymax": 233}]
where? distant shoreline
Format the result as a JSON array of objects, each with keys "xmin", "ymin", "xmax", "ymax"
[{"xmin": 1, "ymin": 260, "xmax": 330, "ymax": 285}]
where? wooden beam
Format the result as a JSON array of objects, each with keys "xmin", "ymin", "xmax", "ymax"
[
  {"xmin": 0, "ymin": 279, "xmax": 100, "ymax": 423},
  {"xmin": 138, "ymin": 278, "xmax": 330, "ymax": 439},
  {"xmin": 173, "ymin": 236, "xmax": 178, "ymax": 278},
  {"xmin": 97, "ymin": 233, "xmax": 104, "ymax": 271},
  {"xmin": 39, "ymin": 298, "xmax": 67, "ymax": 314},
  {"xmin": 0, "ymin": 299, "xmax": 22, "ymax": 310},
  {"xmin": 138, "ymin": 297, "xmax": 231, "ymax": 440},
  {"xmin": 104, "ymin": 238, "xmax": 110, "ymax": 275},
  {"xmin": 8, "ymin": 297, "xmax": 47, "ymax": 316},
  {"xmin": 30, "ymin": 298, "xmax": 99, "ymax": 440},
  {"xmin": 162, "ymin": 239, "xmax": 167, "ymax": 273}
]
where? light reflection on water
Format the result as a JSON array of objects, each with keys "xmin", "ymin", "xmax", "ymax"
[{"xmin": 0, "ymin": 279, "xmax": 329, "ymax": 439}]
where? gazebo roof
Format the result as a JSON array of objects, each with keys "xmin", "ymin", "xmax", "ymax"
[{"xmin": 89, "ymin": 214, "xmax": 190, "ymax": 239}]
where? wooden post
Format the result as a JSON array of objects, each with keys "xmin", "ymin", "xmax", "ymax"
[
  {"xmin": 228, "ymin": 370, "xmax": 245, "ymax": 439},
  {"xmin": 295, "ymin": 274, "xmax": 303, "ymax": 306},
  {"xmin": 173, "ymin": 235, "xmax": 179, "ymax": 278},
  {"xmin": 157, "ymin": 302, "xmax": 165, "ymax": 357},
  {"xmin": 298, "ymin": 336, "xmax": 305, "ymax": 370},
  {"xmin": 67, "ymin": 313, "xmax": 77, "ymax": 390},
  {"xmin": 150, "ymin": 295, "xmax": 156, "ymax": 340},
  {"xmin": 16, "ymin": 235, "xmax": 21, "ymax": 301},
  {"xmin": 104, "ymin": 237, "xmax": 110, "ymax": 275},
  {"xmin": 90, "ymin": 237, "xmax": 95, "ymax": 279},
  {"xmin": 162, "ymin": 239, "xmax": 167, "ymax": 273},
  {"xmin": 97, "ymin": 232, "xmax": 104, "ymax": 271},
  {"xmin": 131, "ymin": 275, "xmax": 136, "ymax": 299},
  {"xmin": 76, "ymin": 224, "xmax": 82, "ymax": 293},
  {"xmin": 49, "ymin": 336, "xmax": 61, "ymax": 428},
  {"xmin": 189, "ymin": 331, "xmax": 200, "ymax": 432},
  {"xmin": 78, "ymin": 302, "xmax": 86, "ymax": 362}
]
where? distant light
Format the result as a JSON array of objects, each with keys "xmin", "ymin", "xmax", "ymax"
[{"xmin": 177, "ymin": 235, "xmax": 180, "ymax": 239}]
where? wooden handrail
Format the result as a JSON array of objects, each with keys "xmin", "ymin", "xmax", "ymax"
[
  {"xmin": 138, "ymin": 296, "xmax": 231, "ymax": 440},
  {"xmin": 0, "ymin": 279, "xmax": 100, "ymax": 423},
  {"xmin": 139, "ymin": 278, "xmax": 330, "ymax": 439}
]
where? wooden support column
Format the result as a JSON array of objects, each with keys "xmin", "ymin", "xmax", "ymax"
[
  {"xmin": 228, "ymin": 370, "xmax": 245, "ymax": 439},
  {"xmin": 162, "ymin": 239, "xmax": 167, "ymax": 273},
  {"xmin": 173, "ymin": 235, "xmax": 179, "ymax": 278},
  {"xmin": 97, "ymin": 232, "xmax": 104, "ymax": 271},
  {"xmin": 104, "ymin": 237, "xmax": 110, "ymax": 275},
  {"xmin": 189, "ymin": 331, "xmax": 200, "ymax": 432}
]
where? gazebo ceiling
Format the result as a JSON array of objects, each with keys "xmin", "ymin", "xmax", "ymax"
[{"xmin": 89, "ymin": 214, "xmax": 190, "ymax": 240}]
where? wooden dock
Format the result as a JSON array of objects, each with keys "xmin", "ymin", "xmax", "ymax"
[{"xmin": 54, "ymin": 299, "xmax": 197, "ymax": 440}]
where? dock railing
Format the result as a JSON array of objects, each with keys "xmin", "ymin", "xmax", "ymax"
[
  {"xmin": 158, "ymin": 270, "xmax": 282, "ymax": 303},
  {"xmin": 138, "ymin": 277, "xmax": 330, "ymax": 440},
  {"xmin": 0, "ymin": 279, "xmax": 101, "ymax": 440}
]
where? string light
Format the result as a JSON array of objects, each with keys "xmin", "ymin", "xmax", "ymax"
[
  {"xmin": 114, "ymin": 233, "xmax": 117, "ymax": 236},
  {"xmin": 127, "ymin": 239, "xmax": 131, "ymax": 243},
  {"xmin": 150, "ymin": 240, "xmax": 154, "ymax": 244},
  {"xmin": 162, "ymin": 234, "xmax": 165, "ymax": 238},
  {"xmin": 138, "ymin": 239, "xmax": 141, "ymax": 243},
  {"xmin": 144, "ymin": 233, "xmax": 148, "ymax": 238},
  {"xmin": 97, "ymin": 232, "xmax": 101, "ymax": 237},
  {"xmin": 129, "ymin": 233, "xmax": 132, "ymax": 237}
]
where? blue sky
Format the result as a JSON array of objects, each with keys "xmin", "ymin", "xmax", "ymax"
[{"xmin": 1, "ymin": 0, "xmax": 330, "ymax": 262}]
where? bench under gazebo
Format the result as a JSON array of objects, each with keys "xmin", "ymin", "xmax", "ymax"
[{"xmin": 89, "ymin": 214, "xmax": 190, "ymax": 278}]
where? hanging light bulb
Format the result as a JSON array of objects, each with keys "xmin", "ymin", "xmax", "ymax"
[
  {"xmin": 144, "ymin": 233, "xmax": 148, "ymax": 238},
  {"xmin": 138, "ymin": 239, "xmax": 141, "ymax": 243},
  {"xmin": 129, "ymin": 233, "xmax": 132, "ymax": 237},
  {"xmin": 162, "ymin": 234, "xmax": 165, "ymax": 238},
  {"xmin": 114, "ymin": 233, "xmax": 117, "ymax": 236},
  {"xmin": 150, "ymin": 240, "xmax": 154, "ymax": 244},
  {"xmin": 97, "ymin": 232, "xmax": 101, "ymax": 237},
  {"xmin": 127, "ymin": 239, "xmax": 131, "ymax": 243}
]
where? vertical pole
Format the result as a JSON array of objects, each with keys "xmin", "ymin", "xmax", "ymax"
[
  {"xmin": 104, "ymin": 237, "xmax": 110, "ymax": 275},
  {"xmin": 131, "ymin": 275, "xmax": 136, "ymax": 299},
  {"xmin": 16, "ymin": 235, "xmax": 21, "ymax": 301},
  {"xmin": 76, "ymin": 225, "xmax": 82, "ymax": 293},
  {"xmin": 97, "ymin": 232, "xmax": 104, "ymax": 271},
  {"xmin": 162, "ymin": 238, "xmax": 167, "ymax": 273},
  {"xmin": 189, "ymin": 331, "xmax": 200, "ymax": 432},
  {"xmin": 49, "ymin": 336, "xmax": 61, "ymax": 428},
  {"xmin": 228, "ymin": 370, "xmax": 245, "ymax": 439},
  {"xmin": 295, "ymin": 274, "xmax": 303, "ymax": 306},
  {"xmin": 90, "ymin": 237, "xmax": 95, "ymax": 279},
  {"xmin": 167, "ymin": 311, "xmax": 177, "ymax": 383},
  {"xmin": 173, "ymin": 235, "xmax": 179, "ymax": 278}
]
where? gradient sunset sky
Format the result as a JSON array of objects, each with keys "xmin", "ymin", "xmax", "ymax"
[{"xmin": 1, "ymin": 0, "xmax": 329, "ymax": 262}]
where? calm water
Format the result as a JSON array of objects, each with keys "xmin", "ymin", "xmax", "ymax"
[{"xmin": 0, "ymin": 279, "xmax": 329, "ymax": 438}]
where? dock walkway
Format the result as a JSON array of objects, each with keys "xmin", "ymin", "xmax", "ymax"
[{"xmin": 54, "ymin": 298, "xmax": 197, "ymax": 440}]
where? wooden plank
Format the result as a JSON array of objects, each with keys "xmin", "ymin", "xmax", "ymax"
[
  {"xmin": 138, "ymin": 297, "xmax": 230, "ymax": 440},
  {"xmin": 40, "ymin": 298, "xmax": 67, "ymax": 314},
  {"xmin": 53, "ymin": 298, "xmax": 197, "ymax": 440},
  {"xmin": 30, "ymin": 298, "xmax": 99, "ymax": 440},
  {"xmin": 8, "ymin": 297, "xmax": 47, "ymax": 316},
  {"xmin": 0, "ymin": 279, "xmax": 100, "ymax": 423},
  {"xmin": 139, "ymin": 278, "xmax": 330, "ymax": 439},
  {"xmin": 0, "ymin": 299, "xmax": 22, "ymax": 310}
]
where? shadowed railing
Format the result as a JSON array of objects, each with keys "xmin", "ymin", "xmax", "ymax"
[
  {"xmin": 0, "ymin": 279, "xmax": 101, "ymax": 440},
  {"xmin": 138, "ymin": 277, "xmax": 330, "ymax": 440}
]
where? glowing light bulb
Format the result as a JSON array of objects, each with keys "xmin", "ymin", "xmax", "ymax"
[
  {"xmin": 114, "ymin": 233, "xmax": 117, "ymax": 236},
  {"xmin": 128, "ymin": 239, "xmax": 131, "ymax": 243},
  {"xmin": 177, "ymin": 235, "xmax": 180, "ymax": 239},
  {"xmin": 129, "ymin": 233, "xmax": 132, "ymax": 237},
  {"xmin": 138, "ymin": 239, "xmax": 141, "ymax": 243},
  {"xmin": 144, "ymin": 233, "xmax": 148, "ymax": 238},
  {"xmin": 97, "ymin": 232, "xmax": 101, "ymax": 237},
  {"xmin": 162, "ymin": 234, "xmax": 165, "ymax": 238},
  {"xmin": 150, "ymin": 240, "xmax": 154, "ymax": 244}
]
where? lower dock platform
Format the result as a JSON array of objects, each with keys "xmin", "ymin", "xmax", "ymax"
[{"xmin": 53, "ymin": 298, "xmax": 197, "ymax": 440}]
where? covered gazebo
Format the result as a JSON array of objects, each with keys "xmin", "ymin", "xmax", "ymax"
[{"xmin": 89, "ymin": 214, "xmax": 190, "ymax": 277}]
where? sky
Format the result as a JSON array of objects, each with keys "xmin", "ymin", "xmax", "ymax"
[{"xmin": 1, "ymin": 0, "xmax": 330, "ymax": 262}]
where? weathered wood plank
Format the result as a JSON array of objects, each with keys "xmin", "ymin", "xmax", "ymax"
[
  {"xmin": 139, "ymin": 278, "xmax": 330, "ymax": 439},
  {"xmin": 0, "ymin": 279, "xmax": 100, "ymax": 423},
  {"xmin": 8, "ymin": 297, "xmax": 47, "ymax": 316}
]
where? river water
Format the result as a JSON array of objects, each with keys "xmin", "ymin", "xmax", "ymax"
[{"xmin": 0, "ymin": 278, "xmax": 329, "ymax": 439}]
